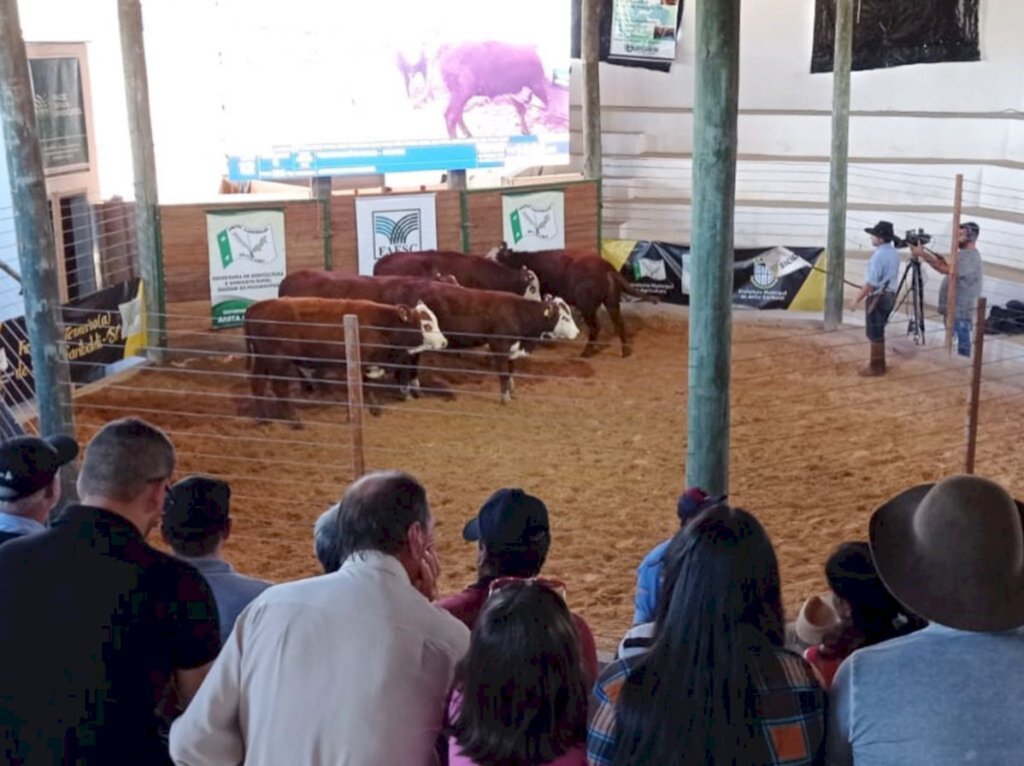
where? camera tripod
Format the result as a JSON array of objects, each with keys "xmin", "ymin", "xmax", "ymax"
[{"xmin": 890, "ymin": 257, "xmax": 926, "ymax": 344}]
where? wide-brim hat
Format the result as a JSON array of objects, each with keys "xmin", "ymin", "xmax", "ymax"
[
  {"xmin": 870, "ymin": 475, "xmax": 1024, "ymax": 633},
  {"xmin": 795, "ymin": 592, "xmax": 843, "ymax": 646},
  {"xmin": 864, "ymin": 220, "xmax": 895, "ymax": 240}
]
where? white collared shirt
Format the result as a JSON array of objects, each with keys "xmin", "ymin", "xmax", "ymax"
[{"xmin": 169, "ymin": 550, "xmax": 470, "ymax": 766}]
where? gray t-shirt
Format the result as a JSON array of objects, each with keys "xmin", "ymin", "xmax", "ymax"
[
  {"xmin": 828, "ymin": 623, "xmax": 1024, "ymax": 766},
  {"xmin": 938, "ymin": 248, "xmax": 983, "ymax": 321}
]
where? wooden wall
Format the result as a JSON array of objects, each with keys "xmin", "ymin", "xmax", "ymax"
[{"xmin": 158, "ymin": 180, "xmax": 599, "ymax": 349}]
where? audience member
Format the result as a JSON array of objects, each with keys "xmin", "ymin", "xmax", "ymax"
[
  {"xmin": 447, "ymin": 579, "xmax": 588, "ymax": 766},
  {"xmin": 589, "ymin": 505, "xmax": 825, "ymax": 766},
  {"xmin": 828, "ymin": 475, "xmax": 1024, "ymax": 765},
  {"xmin": 437, "ymin": 488, "xmax": 598, "ymax": 681},
  {"xmin": 313, "ymin": 502, "xmax": 342, "ymax": 573},
  {"xmin": 632, "ymin": 486, "xmax": 723, "ymax": 625},
  {"xmin": 0, "ymin": 433, "xmax": 77, "ymax": 544},
  {"xmin": 162, "ymin": 476, "xmax": 271, "ymax": 640},
  {"xmin": 0, "ymin": 418, "xmax": 220, "ymax": 765},
  {"xmin": 169, "ymin": 470, "xmax": 470, "ymax": 765},
  {"xmin": 797, "ymin": 541, "xmax": 925, "ymax": 687}
]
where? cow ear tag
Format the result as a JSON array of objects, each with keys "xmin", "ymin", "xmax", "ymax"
[{"xmin": 543, "ymin": 307, "xmax": 551, "ymax": 318}]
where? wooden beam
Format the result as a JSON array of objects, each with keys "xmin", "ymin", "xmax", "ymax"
[
  {"xmin": 945, "ymin": 173, "xmax": 963, "ymax": 353},
  {"xmin": 312, "ymin": 177, "xmax": 334, "ymax": 270},
  {"xmin": 686, "ymin": 0, "xmax": 741, "ymax": 497},
  {"xmin": 581, "ymin": 0, "xmax": 603, "ymax": 181},
  {"xmin": 118, "ymin": 0, "xmax": 166, "ymax": 361},
  {"xmin": 824, "ymin": 0, "xmax": 853, "ymax": 331},
  {"xmin": 0, "ymin": 0, "xmax": 78, "ymax": 495}
]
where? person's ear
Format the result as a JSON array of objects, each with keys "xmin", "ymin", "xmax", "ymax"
[
  {"xmin": 406, "ymin": 520, "xmax": 428, "ymax": 560},
  {"xmin": 222, "ymin": 517, "xmax": 233, "ymax": 542}
]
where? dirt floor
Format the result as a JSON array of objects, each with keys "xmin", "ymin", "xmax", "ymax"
[{"xmin": 72, "ymin": 308, "xmax": 1024, "ymax": 649}]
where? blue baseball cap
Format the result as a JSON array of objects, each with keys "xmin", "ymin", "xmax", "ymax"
[{"xmin": 462, "ymin": 488, "xmax": 550, "ymax": 547}]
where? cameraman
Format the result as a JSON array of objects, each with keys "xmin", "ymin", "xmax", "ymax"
[
  {"xmin": 850, "ymin": 220, "xmax": 900, "ymax": 376},
  {"xmin": 912, "ymin": 222, "xmax": 983, "ymax": 357}
]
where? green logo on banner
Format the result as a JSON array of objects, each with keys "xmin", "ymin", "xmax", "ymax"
[
  {"xmin": 217, "ymin": 229, "xmax": 233, "ymax": 268},
  {"xmin": 509, "ymin": 209, "xmax": 523, "ymax": 244}
]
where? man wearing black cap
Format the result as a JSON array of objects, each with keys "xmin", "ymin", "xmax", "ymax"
[
  {"xmin": 162, "ymin": 476, "xmax": 270, "ymax": 640},
  {"xmin": 912, "ymin": 222, "xmax": 984, "ymax": 357},
  {"xmin": 0, "ymin": 434, "xmax": 78, "ymax": 545},
  {"xmin": 851, "ymin": 221, "xmax": 901, "ymax": 376},
  {"xmin": 438, "ymin": 488, "xmax": 599, "ymax": 681}
]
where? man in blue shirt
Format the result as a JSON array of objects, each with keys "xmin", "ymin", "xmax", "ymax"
[
  {"xmin": 850, "ymin": 220, "xmax": 901, "ymax": 376},
  {"xmin": 162, "ymin": 476, "xmax": 270, "ymax": 641},
  {"xmin": 632, "ymin": 487, "xmax": 724, "ymax": 625}
]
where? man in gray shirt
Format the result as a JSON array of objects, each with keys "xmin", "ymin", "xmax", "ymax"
[
  {"xmin": 913, "ymin": 221, "xmax": 984, "ymax": 357},
  {"xmin": 162, "ymin": 476, "xmax": 270, "ymax": 641},
  {"xmin": 828, "ymin": 475, "xmax": 1024, "ymax": 765}
]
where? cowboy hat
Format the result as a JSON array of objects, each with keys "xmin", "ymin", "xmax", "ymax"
[
  {"xmin": 864, "ymin": 220, "xmax": 895, "ymax": 241},
  {"xmin": 870, "ymin": 475, "xmax": 1024, "ymax": 633},
  {"xmin": 795, "ymin": 592, "xmax": 843, "ymax": 646}
]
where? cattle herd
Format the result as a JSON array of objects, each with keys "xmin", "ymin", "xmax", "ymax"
[{"xmin": 243, "ymin": 247, "xmax": 656, "ymax": 425}]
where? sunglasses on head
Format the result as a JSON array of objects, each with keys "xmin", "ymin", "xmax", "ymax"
[{"xmin": 488, "ymin": 576, "xmax": 568, "ymax": 603}]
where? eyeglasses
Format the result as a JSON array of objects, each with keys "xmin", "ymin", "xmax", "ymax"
[{"xmin": 488, "ymin": 576, "xmax": 568, "ymax": 603}]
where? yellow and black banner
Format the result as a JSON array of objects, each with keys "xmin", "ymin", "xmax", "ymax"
[{"xmin": 603, "ymin": 239, "xmax": 826, "ymax": 311}]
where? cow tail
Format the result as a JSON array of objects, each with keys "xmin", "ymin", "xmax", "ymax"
[{"xmin": 609, "ymin": 268, "xmax": 659, "ymax": 304}]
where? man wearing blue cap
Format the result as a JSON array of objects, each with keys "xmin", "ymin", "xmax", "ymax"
[{"xmin": 438, "ymin": 487, "xmax": 599, "ymax": 681}]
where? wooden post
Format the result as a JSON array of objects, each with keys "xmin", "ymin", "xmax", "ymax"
[
  {"xmin": 0, "ymin": 0, "xmax": 78, "ymax": 501},
  {"xmin": 964, "ymin": 296, "xmax": 986, "ymax": 474},
  {"xmin": 686, "ymin": 0, "xmax": 740, "ymax": 497},
  {"xmin": 824, "ymin": 0, "xmax": 853, "ymax": 331},
  {"xmin": 313, "ymin": 176, "xmax": 333, "ymax": 270},
  {"xmin": 118, "ymin": 0, "xmax": 166, "ymax": 362},
  {"xmin": 343, "ymin": 315, "xmax": 366, "ymax": 478},
  {"xmin": 581, "ymin": 0, "xmax": 603, "ymax": 180},
  {"xmin": 945, "ymin": 173, "xmax": 964, "ymax": 353}
]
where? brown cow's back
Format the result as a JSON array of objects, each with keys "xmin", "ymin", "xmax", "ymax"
[{"xmin": 374, "ymin": 251, "xmax": 528, "ymax": 295}]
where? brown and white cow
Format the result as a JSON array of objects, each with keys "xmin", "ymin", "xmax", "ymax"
[
  {"xmin": 278, "ymin": 270, "xmax": 577, "ymax": 402},
  {"xmin": 243, "ymin": 297, "xmax": 446, "ymax": 422},
  {"xmin": 490, "ymin": 244, "xmax": 657, "ymax": 358},
  {"xmin": 374, "ymin": 250, "xmax": 540, "ymax": 301}
]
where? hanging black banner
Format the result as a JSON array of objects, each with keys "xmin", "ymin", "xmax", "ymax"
[
  {"xmin": 28, "ymin": 56, "xmax": 90, "ymax": 170},
  {"xmin": 811, "ymin": 0, "xmax": 979, "ymax": 73}
]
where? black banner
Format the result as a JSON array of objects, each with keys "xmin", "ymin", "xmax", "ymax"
[
  {"xmin": 812, "ymin": 0, "xmax": 979, "ymax": 73},
  {"xmin": 28, "ymin": 56, "xmax": 90, "ymax": 170},
  {"xmin": 617, "ymin": 241, "xmax": 825, "ymax": 310},
  {"xmin": 0, "ymin": 279, "xmax": 141, "ymax": 406}
]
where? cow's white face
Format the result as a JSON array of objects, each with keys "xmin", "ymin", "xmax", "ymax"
[
  {"xmin": 541, "ymin": 297, "xmax": 579, "ymax": 340},
  {"xmin": 523, "ymin": 269, "xmax": 541, "ymax": 301},
  {"xmin": 408, "ymin": 301, "xmax": 448, "ymax": 353}
]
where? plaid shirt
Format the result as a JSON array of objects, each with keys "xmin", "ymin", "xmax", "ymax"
[{"xmin": 587, "ymin": 648, "xmax": 826, "ymax": 765}]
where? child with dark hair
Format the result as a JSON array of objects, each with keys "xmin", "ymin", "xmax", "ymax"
[
  {"xmin": 447, "ymin": 579, "xmax": 588, "ymax": 766},
  {"xmin": 797, "ymin": 541, "xmax": 926, "ymax": 687}
]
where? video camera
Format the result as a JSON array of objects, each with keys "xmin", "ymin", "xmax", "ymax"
[{"xmin": 896, "ymin": 228, "xmax": 932, "ymax": 249}]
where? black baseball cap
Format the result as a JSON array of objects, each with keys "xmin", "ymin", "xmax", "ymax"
[
  {"xmin": 163, "ymin": 476, "xmax": 231, "ymax": 533},
  {"xmin": 462, "ymin": 488, "xmax": 550, "ymax": 547},
  {"xmin": 0, "ymin": 434, "xmax": 78, "ymax": 501}
]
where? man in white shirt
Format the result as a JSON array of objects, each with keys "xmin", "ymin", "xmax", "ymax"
[{"xmin": 169, "ymin": 470, "xmax": 470, "ymax": 766}]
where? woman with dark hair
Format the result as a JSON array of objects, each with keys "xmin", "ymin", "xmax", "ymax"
[
  {"xmin": 447, "ymin": 579, "xmax": 588, "ymax": 766},
  {"xmin": 798, "ymin": 541, "xmax": 926, "ymax": 687},
  {"xmin": 588, "ymin": 505, "xmax": 826, "ymax": 766}
]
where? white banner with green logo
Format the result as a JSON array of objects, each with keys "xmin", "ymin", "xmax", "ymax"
[
  {"xmin": 355, "ymin": 194, "xmax": 438, "ymax": 275},
  {"xmin": 206, "ymin": 209, "xmax": 287, "ymax": 328},
  {"xmin": 501, "ymin": 190, "xmax": 565, "ymax": 252}
]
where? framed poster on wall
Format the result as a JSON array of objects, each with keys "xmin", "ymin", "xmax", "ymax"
[
  {"xmin": 609, "ymin": 0, "xmax": 683, "ymax": 66},
  {"xmin": 355, "ymin": 194, "xmax": 438, "ymax": 275},
  {"xmin": 206, "ymin": 209, "xmax": 287, "ymax": 328}
]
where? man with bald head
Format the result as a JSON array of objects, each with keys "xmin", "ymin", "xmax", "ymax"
[{"xmin": 170, "ymin": 470, "xmax": 470, "ymax": 766}]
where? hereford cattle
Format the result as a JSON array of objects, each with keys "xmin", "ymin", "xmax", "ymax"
[
  {"xmin": 490, "ymin": 244, "xmax": 658, "ymax": 358},
  {"xmin": 437, "ymin": 41, "xmax": 550, "ymax": 138},
  {"xmin": 278, "ymin": 270, "xmax": 578, "ymax": 402},
  {"xmin": 374, "ymin": 250, "xmax": 540, "ymax": 301},
  {"xmin": 243, "ymin": 297, "xmax": 446, "ymax": 422}
]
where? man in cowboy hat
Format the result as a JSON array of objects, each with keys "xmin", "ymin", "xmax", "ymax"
[
  {"xmin": 849, "ymin": 220, "xmax": 900, "ymax": 376},
  {"xmin": 827, "ymin": 475, "xmax": 1024, "ymax": 765},
  {"xmin": 911, "ymin": 221, "xmax": 984, "ymax": 358}
]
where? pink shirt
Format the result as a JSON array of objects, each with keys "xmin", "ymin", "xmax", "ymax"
[{"xmin": 447, "ymin": 691, "xmax": 587, "ymax": 766}]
